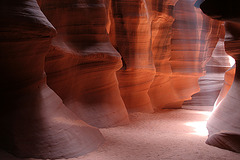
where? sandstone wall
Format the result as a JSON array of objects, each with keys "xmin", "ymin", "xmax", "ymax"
[
  {"xmin": 39, "ymin": 0, "xmax": 129, "ymax": 128},
  {"xmin": 0, "ymin": 0, "xmax": 225, "ymax": 158},
  {"xmin": 200, "ymin": 0, "xmax": 240, "ymax": 153},
  {"xmin": 0, "ymin": 0, "xmax": 104, "ymax": 159},
  {"xmin": 170, "ymin": 0, "xmax": 221, "ymax": 108}
]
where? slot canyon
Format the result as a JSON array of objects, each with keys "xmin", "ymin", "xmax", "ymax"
[{"xmin": 1, "ymin": 0, "xmax": 240, "ymax": 159}]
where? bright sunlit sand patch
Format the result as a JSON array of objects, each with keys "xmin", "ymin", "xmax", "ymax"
[
  {"xmin": 195, "ymin": 111, "xmax": 212, "ymax": 117},
  {"xmin": 185, "ymin": 121, "xmax": 208, "ymax": 136}
]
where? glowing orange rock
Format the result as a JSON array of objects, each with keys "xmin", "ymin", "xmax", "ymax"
[
  {"xmin": 109, "ymin": 0, "xmax": 156, "ymax": 113},
  {"xmin": 148, "ymin": 0, "xmax": 181, "ymax": 109},
  {"xmin": 169, "ymin": 0, "xmax": 221, "ymax": 108},
  {"xmin": 39, "ymin": 0, "xmax": 129, "ymax": 127}
]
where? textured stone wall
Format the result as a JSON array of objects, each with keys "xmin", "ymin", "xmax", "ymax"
[
  {"xmin": 0, "ymin": 0, "xmax": 225, "ymax": 158},
  {"xmin": 0, "ymin": 0, "xmax": 104, "ymax": 159},
  {"xmin": 200, "ymin": 0, "xmax": 240, "ymax": 153},
  {"xmin": 109, "ymin": 0, "xmax": 156, "ymax": 113},
  {"xmin": 38, "ymin": 0, "xmax": 129, "ymax": 128},
  {"xmin": 170, "ymin": 0, "xmax": 221, "ymax": 108}
]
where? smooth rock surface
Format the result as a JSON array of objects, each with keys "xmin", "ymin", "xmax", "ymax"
[
  {"xmin": 0, "ymin": 0, "xmax": 104, "ymax": 159},
  {"xmin": 184, "ymin": 38, "xmax": 233, "ymax": 106},
  {"xmin": 148, "ymin": 0, "xmax": 181, "ymax": 110},
  {"xmin": 170, "ymin": 0, "xmax": 221, "ymax": 108},
  {"xmin": 39, "ymin": 0, "xmax": 129, "ymax": 128},
  {"xmin": 200, "ymin": 0, "xmax": 240, "ymax": 153},
  {"xmin": 109, "ymin": 0, "xmax": 156, "ymax": 113}
]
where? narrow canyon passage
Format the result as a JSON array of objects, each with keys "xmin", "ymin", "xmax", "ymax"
[
  {"xmin": 2, "ymin": 0, "xmax": 240, "ymax": 159},
  {"xmin": 1, "ymin": 109, "xmax": 240, "ymax": 160}
]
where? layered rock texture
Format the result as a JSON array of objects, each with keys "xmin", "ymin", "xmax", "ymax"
[
  {"xmin": 169, "ymin": 0, "xmax": 221, "ymax": 108},
  {"xmin": 109, "ymin": 0, "xmax": 221, "ymax": 111},
  {"xmin": 38, "ymin": 0, "xmax": 129, "ymax": 128},
  {"xmin": 0, "ymin": 0, "xmax": 236, "ymax": 159},
  {"xmin": 148, "ymin": 0, "xmax": 181, "ymax": 110},
  {"xmin": 184, "ymin": 38, "xmax": 234, "ymax": 106},
  {"xmin": 109, "ymin": 0, "xmax": 156, "ymax": 113},
  {"xmin": 200, "ymin": 0, "xmax": 240, "ymax": 153},
  {"xmin": 0, "ymin": 0, "xmax": 104, "ymax": 159}
]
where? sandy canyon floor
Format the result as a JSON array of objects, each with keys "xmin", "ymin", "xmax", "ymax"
[{"xmin": 1, "ymin": 108, "xmax": 240, "ymax": 160}]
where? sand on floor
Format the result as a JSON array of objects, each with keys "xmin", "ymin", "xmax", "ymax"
[{"xmin": 1, "ymin": 109, "xmax": 240, "ymax": 160}]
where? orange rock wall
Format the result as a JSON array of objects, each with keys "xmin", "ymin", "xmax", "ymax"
[
  {"xmin": 109, "ymin": 0, "xmax": 156, "ymax": 113},
  {"xmin": 170, "ymin": 0, "xmax": 221, "ymax": 108},
  {"xmin": 39, "ymin": 0, "xmax": 129, "ymax": 128},
  {"xmin": 109, "ymin": 0, "xmax": 221, "ymax": 111},
  {"xmin": 148, "ymin": 0, "xmax": 181, "ymax": 110},
  {"xmin": 0, "ymin": 0, "xmax": 224, "ymax": 158}
]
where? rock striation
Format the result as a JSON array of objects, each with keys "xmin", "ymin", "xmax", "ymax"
[
  {"xmin": 109, "ymin": 0, "xmax": 156, "ymax": 113},
  {"xmin": 0, "ymin": 0, "xmax": 234, "ymax": 158},
  {"xmin": 169, "ymin": 0, "xmax": 221, "ymax": 108},
  {"xmin": 184, "ymin": 37, "xmax": 233, "ymax": 107},
  {"xmin": 200, "ymin": 0, "xmax": 240, "ymax": 153},
  {"xmin": 39, "ymin": 0, "xmax": 129, "ymax": 128},
  {"xmin": 148, "ymin": 0, "xmax": 181, "ymax": 110},
  {"xmin": 109, "ymin": 0, "xmax": 220, "ymax": 111},
  {"xmin": 0, "ymin": 0, "xmax": 104, "ymax": 159}
]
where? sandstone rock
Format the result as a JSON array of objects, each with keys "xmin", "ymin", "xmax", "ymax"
[
  {"xmin": 184, "ymin": 38, "xmax": 233, "ymax": 107},
  {"xmin": 109, "ymin": 0, "xmax": 220, "ymax": 111},
  {"xmin": 109, "ymin": 0, "xmax": 156, "ymax": 113},
  {"xmin": 148, "ymin": 0, "xmax": 182, "ymax": 110},
  {"xmin": 0, "ymin": 0, "xmax": 104, "ymax": 158},
  {"xmin": 169, "ymin": 0, "xmax": 221, "ymax": 108},
  {"xmin": 214, "ymin": 64, "xmax": 235, "ymax": 107},
  {"xmin": 39, "ymin": 0, "xmax": 129, "ymax": 127},
  {"xmin": 200, "ymin": 0, "xmax": 240, "ymax": 153}
]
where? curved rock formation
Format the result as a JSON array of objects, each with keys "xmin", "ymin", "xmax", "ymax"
[
  {"xmin": 0, "ymin": 0, "xmax": 104, "ymax": 159},
  {"xmin": 109, "ymin": 0, "xmax": 156, "ymax": 113},
  {"xmin": 184, "ymin": 37, "xmax": 233, "ymax": 107},
  {"xmin": 169, "ymin": 0, "xmax": 221, "ymax": 108},
  {"xmin": 108, "ymin": 0, "xmax": 221, "ymax": 111},
  {"xmin": 39, "ymin": 0, "xmax": 129, "ymax": 127},
  {"xmin": 148, "ymin": 0, "xmax": 182, "ymax": 110},
  {"xmin": 200, "ymin": 0, "xmax": 240, "ymax": 153},
  {"xmin": 214, "ymin": 64, "xmax": 235, "ymax": 107}
]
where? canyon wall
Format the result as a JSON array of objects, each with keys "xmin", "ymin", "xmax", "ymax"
[
  {"xmin": 109, "ymin": 0, "xmax": 221, "ymax": 111},
  {"xmin": 0, "ymin": 0, "xmax": 104, "ymax": 159},
  {"xmin": 109, "ymin": 0, "xmax": 156, "ymax": 113},
  {"xmin": 0, "ymin": 0, "xmax": 226, "ymax": 158},
  {"xmin": 170, "ymin": 0, "xmax": 222, "ymax": 108},
  {"xmin": 39, "ymin": 0, "xmax": 129, "ymax": 128},
  {"xmin": 200, "ymin": 0, "xmax": 240, "ymax": 153}
]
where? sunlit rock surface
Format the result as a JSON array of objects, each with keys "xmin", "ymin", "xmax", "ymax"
[
  {"xmin": 0, "ymin": 0, "xmax": 104, "ymax": 159},
  {"xmin": 200, "ymin": 0, "xmax": 240, "ymax": 153},
  {"xmin": 109, "ymin": 0, "xmax": 220, "ymax": 111},
  {"xmin": 170, "ymin": 0, "xmax": 221, "ymax": 108},
  {"xmin": 39, "ymin": 0, "xmax": 129, "ymax": 127},
  {"xmin": 214, "ymin": 64, "xmax": 235, "ymax": 107},
  {"xmin": 206, "ymin": 22, "xmax": 240, "ymax": 153},
  {"xmin": 184, "ymin": 38, "xmax": 233, "ymax": 106},
  {"xmin": 148, "ymin": 0, "xmax": 181, "ymax": 110}
]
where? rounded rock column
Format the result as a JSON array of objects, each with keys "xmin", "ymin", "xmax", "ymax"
[{"xmin": 0, "ymin": 0, "xmax": 104, "ymax": 158}]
